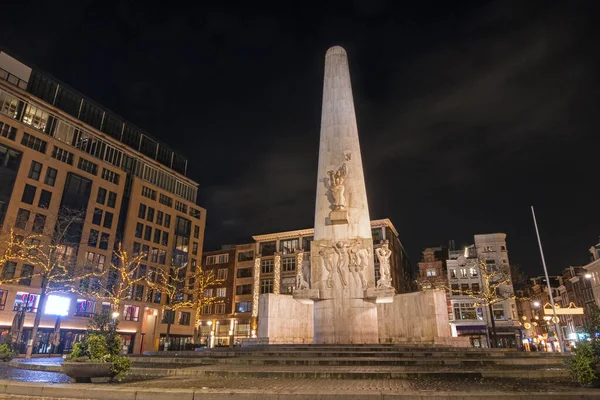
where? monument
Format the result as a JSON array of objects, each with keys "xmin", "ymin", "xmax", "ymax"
[
  {"xmin": 294, "ymin": 46, "xmax": 393, "ymax": 344},
  {"xmin": 258, "ymin": 46, "xmax": 465, "ymax": 347}
]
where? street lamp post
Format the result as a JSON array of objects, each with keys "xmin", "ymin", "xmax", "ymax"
[{"xmin": 531, "ymin": 206, "xmax": 565, "ymax": 352}]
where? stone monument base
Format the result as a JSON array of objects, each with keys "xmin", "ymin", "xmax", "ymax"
[
  {"xmin": 260, "ymin": 290, "xmax": 468, "ymax": 347},
  {"xmin": 258, "ymin": 294, "xmax": 313, "ymax": 344}
]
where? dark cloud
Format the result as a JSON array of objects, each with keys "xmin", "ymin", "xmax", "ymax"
[{"xmin": 1, "ymin": 0, "xmax": 599, "ymax": 276}]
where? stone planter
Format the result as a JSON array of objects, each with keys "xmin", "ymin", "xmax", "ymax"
[{"xmin": 61, "ymin": 362, "xmax": 115, "ymax": 383}]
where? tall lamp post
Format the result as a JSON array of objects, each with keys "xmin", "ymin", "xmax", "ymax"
[{"xmin": 531, "ymin": 206, "xmax": 564, "ymax": 352}]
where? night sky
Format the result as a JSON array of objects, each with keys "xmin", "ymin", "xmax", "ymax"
[{"xmin": 1, "ymin": 1, "xmax": 599, "ymax": 276}]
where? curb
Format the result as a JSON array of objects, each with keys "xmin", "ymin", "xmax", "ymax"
[{"xmin": 0, "ymin": 380, "xmax": 600, "ymax": 400}]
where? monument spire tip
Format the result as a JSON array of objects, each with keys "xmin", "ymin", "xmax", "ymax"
[{"xmin": 326, "ymin": 46, "xmax": 347, "ymax": 57}]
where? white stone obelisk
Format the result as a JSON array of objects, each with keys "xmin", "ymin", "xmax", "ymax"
[{"xmin": 310, "ymin": 46, "xmax": 378, "ymax": 343}]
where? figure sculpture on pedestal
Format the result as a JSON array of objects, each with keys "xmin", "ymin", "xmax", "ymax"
[
  {"xmin": 327, "ymin": 163, "xmax": 347, "ymax": 211},
  {"xmin": 376, "ymin": 241, "xmax": 392, "ymax": 289},
  {"xmin": 349, "ymin": 243, "xmax": 370, "ymax": 289},
  {"xmin": 318, "ymin": 245, "xmax": 337, "ymax": 288}
]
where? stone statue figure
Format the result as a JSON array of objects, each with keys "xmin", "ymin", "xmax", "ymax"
[
  {"xmin": 296, "ymin": 253, "xmax": 311, "ymax": 290},
  {"xmin": 318, "ymin": 245, "xmax": 337, "ymax": 288},
  {"xmin": 376, "ymin": 241, "xmax": 392, "ymax": 289},
  {"xmin": 349, "ymin": 242, "xmax": 370, "ymax": 289},
  {"xmin": 327, "ymin": 163, "xmax": 347, "ymax": 211}
]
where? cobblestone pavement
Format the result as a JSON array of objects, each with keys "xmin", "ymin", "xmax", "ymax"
[
  {"xmin": 121, "ymin": 375, "xmax": 581, "ymax": 392},
  {"xmin": 0, "ymin": 362, "xmax": 70, "ymax": 383}
]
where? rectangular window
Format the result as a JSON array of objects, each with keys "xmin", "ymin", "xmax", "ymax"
[
  {"xmin": 493, "ymin": 304, "xmax": 506, "ymax": 320},
  {"xmin": 237, "ymin": 250, "xmax": 254, "ymax": 262},
  {"xmin": 15, "ymin": 208, "xmax": 30, "ymax": 229},
  {"xmin": 161, "ymin": 231, "xmax": 169, "ymax": 246},
  {"xmin": 32, "ymin": 213, "xmax": 46, "ymax": 234},
  {"xmin": 134, "ymin": 284, "xmax": 144, "ymax": 301},
  {"xmin": 260, "ymin": 241, "xmax": 276, "ymax": 256},
  {"xmin": 97, "ymin": 254, "xmax": 105, "ymax": 271},
  {"xmin": 190, "ymin": 208, "xmax": 201, "ymax": 219},
  {"xmin": 193, "ymin": 225, "xmax": 200, "ymax": 239},
  {"xmin": 453, "ymin": 302, "xmax": 478, "ymax": 320},
  {"xmin": 237, "ymin": 267, "xmax": 252, "ymax": 278},
  {"xmin": 0, "ymin": 289, "xmax": 6, "ymax": 310},
  {"xmin": 217, "ymin": 268, "xmax": 228, "ymax": 280},
  {"xmin": 206, "ymin": 253, "xmax": 229, "ymax": 265},
  {"xmin": 21, "ymin": 133, "xmax": 47, "ymax": 154},
  {"xmin": 92, "ymin": 208, "xmax": 103, "ymax": 225},
  {"xmin": 451, "ymin": 283, "xmax": 459, "ymax": 294},
  {"xmin": 151, "ymin": 248, "xmax": 158, "ymax": 263},
  {"xmin": 147, "ymin": 207, "xmax": 154, "ymax": 222},
  {"xmin": 44, "ymin": 167, "xmax": 57, "ymax": 186},
  {"xmin": 280, "ymin": 239, "xmax": 299, "ymax": 254},
  {"xmin": 0, "ymin": 121, "xmax": 17, "ymax": 140},
  {"xmin": 99, "ymin": 233, "xmax": 109, "ymax": 250},
  {"xmin": 22, "ymin": 104, "xmax": 49, "ymax": 131},
  {"xmin": 192, "ymin": 242, "xmax": 198, "ymax": 256},
  {"xmin": 235, "ymin": 301, "xmax": 252, "ymax": 313},
  {"xmin": 103, "ymin": 212, "xmax": 113, "ymax": 229},
  {"xmin": 204, "ymin": 288, "xmax": 213, "ymax": 297},
  {"xmin": 178, "ymin": 311, "xmax": 191, "ymax": 325},
  {"xmin": 470, "ymin": 268, "xmax": 478, "ymax": 277},
  {"xmin": 260, "ymin": 279, "xmax": 273, "ymax": 294},
  {"xmin": 302, "ymin": 236, "xmax": 312, "ymax": 252},
  {"xmin": 101, "ymin": 168, "xmax": 119, "ymax": 184},
  {"xmin": 142, "ymin": 244, "xmax": 149, "ymax": 260},
  {"xmin": 75, "ymin": 299, "xmax": 95, "ymax": 317},
  {"xmin": 88, "ymin": 229, "xmax": 99, "ymax": 247},
  {"xmin": 236, "ymin": 284, "xmax": 253, "ymax": 295},
  {"xmin": 217, "ymin": 287, "xmax": 227, "ymax": 297},
  {"xmin": 21, "ymin": 184, "xmax": 36, "ymax": 205},
  {"xmin": 77, "ymin": 157, "xmax": 98, "ymax": 175},
  {"xmin": 28, "ymin": 161, "xmax": 42, "ymax": 180},
  {"xmin": 13, "ymin": 292, "xmax": 40, "ymax": 312},
  {"xmin": 281, "ymin": 277, "xmax": 296, "ymax": 294},
  {"xmin": 162, "ymin": 310, "xmax": 175, "ymax": 324},
  {"xmin": 282, "ymin": 257, "xmax": 296, "ymax": 272},
  {"xmin": 450, "ymin": 269, "xmax": 456, "ymax": 278},
  {"xmin": 159, "ymin": 194, "xmax": 172, "ymax": 207},
  {"xmin": 96, "ymin": 187, "xmax": 107, "ymax": 205},
  {"xmin": 38, "ymin": 189, "xmax": 52, "ymax": 209},
  {"xmin": 144, "ymin": 225, "xmax": 152, "ymax": 241},
  {"xmin": 138, "ymin": 203, "xmax": 146, "ymax": 219},
  {"xmin": 123, "ymin": 305, "xmax": 140, "ymax": 321},
  {"xmin": 107, "ymin": 191, "xmax": 117, "ymax": 208},
  {"xmin": 202, "ymin": 304, "xmax": 211, "ymax": 315},
  {"xmin": 2, "ymin": 262, "xmax": 17, "ymax": 280},
  {"xmin": 153, "ymin": 229, "xmax": 161, "ymax": 244},
  {"xmin": 164, "ymin": 214, "xmax": 171, "ymax": 228},
  {"xmin": 19, "ymin": 264, "xmax": 34, "ymax": 286},
  {"xmin": 51, "ymin": 146, "xmax": 74, "ymax": 165},
  {"xmin": 175, "ymin": 200, "xmax": 187, "ymax": 213},
  {"xmin": 261, "ymin": 259, "xmax": 274, "ymax": 274},
  {"xmin": 461, "ymin": 284, "xmax": 470, "ymax": 293},
  {"xmin": 158, "ymin": 249, "xmax": 166, "ymax": 264},
  {"xmin": 460, "ymin": 268, "xmax": 467, "ymax": 278},
  {"xmin": 426, "ymin": 268, "xmax": 436, "ymax": 277},
  {"xmin": 215, "ymin": 303, "xmax": 225, "ymax": 314},
  {"xmin": 156, "ymin": 211, "xmax": 163, "ymax": 225},
  {"xmin": 147, "ymin": 266, "xmax": 157, "ymax": 283},
  {"xmin": 141, "ymin": 186, "xmax": 156, "ymax": 200},
  {"xmin": 471, "ymin": 283, "xmax": 480, "ymax": 292},
  {"xmin": 153, "ymin": 290, "xmax": 161, "ymax": 304},
  {"xmin": 135, "ymin": 223, "xmax": 143, "ymax": 238}
]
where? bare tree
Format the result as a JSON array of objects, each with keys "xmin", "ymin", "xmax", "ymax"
[
  {"xmin": 0, "ymin": 208, "xmax": 100, "ymax": 358},
  {"xmin": 146, "ymin": 260, "xmax": 220, "ymax": 350},
  {"xmin": 449, "ymin": 259, "xmax": 519, "ymax": 348},
  {"xmin": 76, "ymin": 242, "xmax": 147, "ymax": 320}
]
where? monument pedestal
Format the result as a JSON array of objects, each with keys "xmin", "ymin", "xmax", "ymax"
[{"xmin": 330, "ymin": 210, "xmax": 348, "ymax": 224}]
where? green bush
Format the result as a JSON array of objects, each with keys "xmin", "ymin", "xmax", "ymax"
[
  {"xmin": 65, "ymin": 311, "xmax": 130, "ymax": 376},
  {"xmin": 0, "ymin": 343, "xmax": 16, "ymax": 359},
  {"xmin": 568, "ymin": 341, "xmax": 599, "ymax": 386}
]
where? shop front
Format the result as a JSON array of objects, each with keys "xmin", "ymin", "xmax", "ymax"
[{"xmin": 455, "ymin": 325, "xmax": 489, "ymax": 348}]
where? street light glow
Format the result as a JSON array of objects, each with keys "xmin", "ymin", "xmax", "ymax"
[
  {"xmin": 533, "ymin": 301, "xmax": 541, "ymax": 307},
  {"xmin": 584, "ymin": 273, "xmax": 592, "ymax": 279}
]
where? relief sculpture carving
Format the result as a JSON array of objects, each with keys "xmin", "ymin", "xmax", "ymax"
[{"xmin": 327, "ymin": 163, "xmax": 347, "ymax": 211}]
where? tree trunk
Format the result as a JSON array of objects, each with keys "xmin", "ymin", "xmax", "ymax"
[
  {"xmin": 488, "ymin": 303, "xmax": 497, "ymax": 349},
  {"xmin": 25, "ymin": 277, "xmax": 47, "ymax": 359},
  {"xmin": 165, "ymin": 319, "xmax": 172, "ymax": 351}
]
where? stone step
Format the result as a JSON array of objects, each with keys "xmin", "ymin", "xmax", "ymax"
[
  {"xmin": 196, "ymin": 365, "xmax": 571, "ymax": 380},
  {"xmin": 213, "ymin": 356, "xmax": 566, "ymax": 367},
  {"xmin": 144, "ymin": 349, "xmax": 567, "ymax": 359}
]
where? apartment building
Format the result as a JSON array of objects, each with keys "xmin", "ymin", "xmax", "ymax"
[
  {"xmin": 0, "ymin": 51, "xmax": 205, "ymax": 354},
  {"xmin": 196, "ymin": 219, "xmax": 413, "ymax": 346}
]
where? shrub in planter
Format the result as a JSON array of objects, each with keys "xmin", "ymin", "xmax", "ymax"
[
  {"xmin": 0, "ymin": 342, "xmax": 17, "ymax": 361},
  {"xmin": 62, "ymin": 312, "xmax": 131, "ymax": 382}
]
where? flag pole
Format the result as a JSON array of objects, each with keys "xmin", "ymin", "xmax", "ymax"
[{"xmin": 531, "ymin": 206, "xmax": 564, "ymax": 351}]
